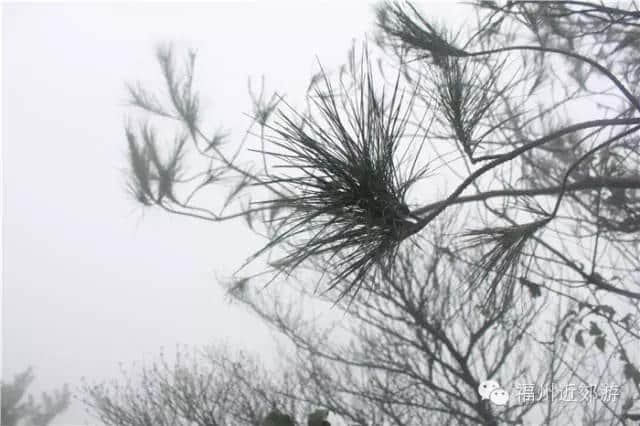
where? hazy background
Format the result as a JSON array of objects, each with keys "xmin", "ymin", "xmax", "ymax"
[{"xmin": 2, "ymin": 3, "xmax": 469, "ymax": 424}]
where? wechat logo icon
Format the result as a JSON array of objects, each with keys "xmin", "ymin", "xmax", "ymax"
[{"xmin": 479, "ymin": 379, "xmax": 509, "ymax": 406}]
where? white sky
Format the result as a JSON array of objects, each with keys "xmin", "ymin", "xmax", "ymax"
[{"xmin": 2, "ymin": 2, "xmax": 470, "ymax": 424}]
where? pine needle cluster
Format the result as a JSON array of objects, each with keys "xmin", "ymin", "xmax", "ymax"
[
  {"xmin": 464, "ymin": 219, "xmax": 549, "ymax": 310},
  {"xmin": 253, "ymin": 52, "xmax": 429, "ymax": 298},
  {"xmin": 376, "ymin": 2, "xmax": 466, "ymax": 65}
]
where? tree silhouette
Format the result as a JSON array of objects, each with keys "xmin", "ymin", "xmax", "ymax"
[
  {"xmin": 81, "ymin": 344, "xmax": 337, "ymax": 426},
  {"xmin": 1, "ymin": 367, "xmax": 70, "ymax": 426},
  {"xmin": 96, "ymin": 1, "xmax": 640, "ymax": 424}
]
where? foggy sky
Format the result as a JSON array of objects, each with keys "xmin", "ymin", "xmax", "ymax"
[{"xmin": 2, "ymin": 3, "xmax": 469, "ymax": 424}]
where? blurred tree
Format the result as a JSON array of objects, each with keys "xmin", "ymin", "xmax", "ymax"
[
  {"xmin": 81, "ymin": 344, "xmax": 333, "ymax": 426},
  {"xmin": 1, "ymin": 367, "xmax": 70, "ymax": 426},
  {"xmin": 103, "ymin": 1, "xmax": 640, "ymax": 424}
]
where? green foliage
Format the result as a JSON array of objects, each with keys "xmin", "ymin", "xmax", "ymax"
[
  {"xmin": 307, "ymin": 409, "xmax": 330, "ymax": 426},
  {"xmin": 262, "ymin": 409, "xmax": 295, "ymax": 426}
]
